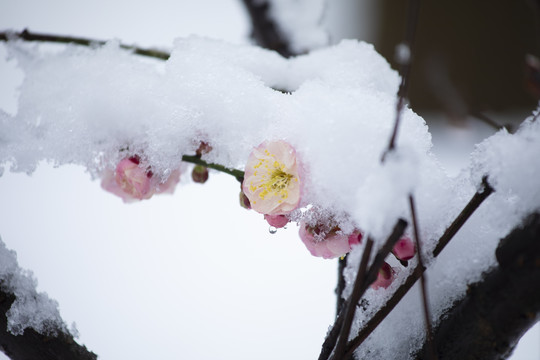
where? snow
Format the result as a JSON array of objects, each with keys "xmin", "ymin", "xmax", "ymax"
[
  {"xmin": 1, "ymin": 31, "xmax": 540, "ymax": 359},
  {"xmin": 0, "ymin": 36, "xmax": 429, "ymax": 243},
  {"xmin": 0, "ymin": 237, "xmax": 67, "ymax": 336},
  {"xmin": 0, "ymin": 0, "xmax": 539, "ymax": 359}
]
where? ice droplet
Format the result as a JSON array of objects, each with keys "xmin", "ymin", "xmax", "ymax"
[{"xmin": 269, "ymin": 226, "xmax": 277, "ymax": 234}]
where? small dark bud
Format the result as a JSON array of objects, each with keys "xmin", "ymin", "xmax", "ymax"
[
  {"xmin": 191, "ymin": 165, "xmax": 209, "ymax": 184},
  {"xmin": 239, "ymin": 190, "xmax": 251, "ymax": 210},
  {"xmin": 195, "ymin": 141, "xmax": 213, "ymax": 157}
]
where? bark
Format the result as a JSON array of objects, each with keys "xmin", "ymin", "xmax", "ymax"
[
  {"xmin": 0, "ymin": 289, "xmax": 97, "ymax": 360},
  {"xmin": 415, "ymin": 213, "xmax": 540, "ymax": 360}
]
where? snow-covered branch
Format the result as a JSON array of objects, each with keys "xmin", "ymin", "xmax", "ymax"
[
  {"xmin": 0, "ymin": 238, "xmax": 96, "ymax": 360},
  {"xmin": 414, "ymin": 212, "xmax": 540, "ymax": 360}
]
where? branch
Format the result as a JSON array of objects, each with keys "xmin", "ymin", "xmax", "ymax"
[
  {"xmin": 332, "ymin": 238, "xmax": 374, "ymax": 359},
  {"xmin": 0, "ymin": 29, "xmax": 170, "ymax": 60},
  {"xmin": 319, "ymin": 219, "xmax": 408, "ymax": 360},
  {"xmin": 409, "ymin": 194, "xmax": 437, "ymax": 360},
  {"xmin": 181, "ymin": 155, "xmax": 244, "ymax": 182},
  {"xmin": 335, "ymin": 257, "xmax": 348, "ymax": 317},
  {"xmin": 240, "ymin": 0, "xmax": 295, "ymax": 57},
  {"xmin": 414, "ymin": 212, "xmax": 540, "ymax": 360},
  {"xmin": 342, "ymin": 179, "xmax": 494, "ymax": 359},
  {"xmin": 0, "ymin": 289, "xmax": 97, "ymax": 360},
  {"xmin": 385, "ymin": 0, "xmax": 421, "ymax": 154}
]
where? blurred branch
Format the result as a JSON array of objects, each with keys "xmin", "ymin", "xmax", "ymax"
[
  {"xmin": 414, "ymin": 212, "xmax": 540, "ymax": 360},
  {"xmin": 0, "ymin": 288, "xmax": 97, "ymax": 360},
  {"xmin": 385, "ymin": 0, "xmax": 421, "ymax": 155},
  {"xmin": 0, "ymin": 29, "xmax": 170, "ymax": 60},
  {"xmin": 240, "ymin": 0, "xmax": 295, "ymax": 57}
]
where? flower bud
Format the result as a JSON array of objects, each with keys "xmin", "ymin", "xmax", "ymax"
[
  {"xmin": 264, "ymin": 214, "xmax": 289, "ymax": 228},
  {"xmin": 195, "ymin": 141, "xmax": 213, "ymax": 157},
  {"xmin": 239, "ymin": 189, "xmax": 251, "ymax": 210},
  {"xmin": 370, "ymin": 262, "xmax": 395, "ymax": 290},
  {"xmin": 348, "ymin": 231, "xmax": 363, "ymax": 246},
  {"xmin": 191, "ymin": 165, "xmax": 209, "ymax": 184},
  {"xmin": 392, "ymin": 236, "xmax": 416, "ymax": 261}
]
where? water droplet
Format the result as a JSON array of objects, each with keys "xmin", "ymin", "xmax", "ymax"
[{"xmin": 269, "ymin": 226, "xmax": 277, "ymax": 234}]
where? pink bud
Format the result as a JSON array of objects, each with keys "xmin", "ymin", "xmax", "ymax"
[
  {"xmin": 299, "ymin": 222, "xmax": 359, "ymax": 259},
  {"xmin": 370, "ymin": 262, "xmax": 395, "ymax": 290},
  {"xmin": 239, "ymin": 190, "xmax": 251, "ymax": 210},
  {"xmin": 264, "ymin": 214, "xmax": 289, "ymax": 228},
  {"xmin": 392, "ymin": 236, "xmax": 416, "ymax": 261},
  {"xmin": 191, "ymin": 165, "xmax": 209, "ymax": 184},
  {"xmin": 348, "ymin": 231, "xmax": 363, "ymax": 246}
]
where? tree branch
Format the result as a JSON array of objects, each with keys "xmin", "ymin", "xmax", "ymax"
[
  {"xmin": 181, "ymin": 155, "xmax": 244, "ymax": 182},
  {"xmin": 0, "ymin": 29, "xmax": 170, "ymax": 60},
  {"xmin": 319, "ymin": 219, "xmax": 408, "ymax": 360},
  {"xmin": 343, "ymin": 179, "xmax": 494, "ymax": 359},
  {"xmin": 0, "ymin": 288, "xmax": 97, "ymax": 360},
  {"xmin": 409, "ymin": 194, "xmax": 437, "ymax": 360},
  {"xmin": 240, "ymin": 0, "xmax": 295, "ymax": 57},
  {"xmin": 414, "ymin": 212, "xmax": 540, "ymax": 360}
]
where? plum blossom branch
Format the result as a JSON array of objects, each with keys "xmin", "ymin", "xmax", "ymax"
[
  {"xmin": 342, "ymin": 179, "xmax": 494, "ymax": 359},
  {"xmin": 319, "ymin": 219, "xmax": 408, "ymax": 360},
  {"xmin": 413, "ymin": 212, "xmax": 540, "ymax": 359},
  {"xmin": 386, "ymin": 0, "xmax": 421, "ymax": 153},
  {"xmin": 408, "ymin": 194, "xmax": 437, "ymax": 360},
  {"xmin": 0, "ymin": 29, "xmax": 170, "ymax": 60},
  {"xmin": 433, "ymin": 177, "xmax": 494, "ymax": 257},
  {"xmin": 181, "ymin": 155, "xmax": 244, "ymax": 182},
  {"xmin": 332, "ymin": 238, "xmax": 374, "ymax": 360}
]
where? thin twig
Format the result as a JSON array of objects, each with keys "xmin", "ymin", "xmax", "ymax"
[
  {"xmin": 181, "ymin": 155, "xmax": 244, "ymax": 182},
  {"xmin": 319, "ymin": 219, "xmax": 408, "ymax": 360},
  {"xmin": 385, "ymin": 0, "xmax": 421, "ymax": 154},
  {"xmin": 433, "ymin": 177, "xmax": 494, "ymax": 257},
  {"xmin": 409, "ymin": 194, "xmax": 437, "ymax": 360},
  {"xmin": 343, "ymin": 181, "xmax": 494, "ymax": 359},
  {"xmin": 332, "ymin": 238, "xmax": 374, "ymax": 359},
  {"xmin": 343, "ymin": 264, "xmax": 424, "ymax": 360},
  {"xmin": 0, "ymin": 29, "xmax": 170, "ymax": 60},
  {"xmin": 469, "ymin": 111, "xmax": 509, "ymax": 132},
  {"xmin": 336, "ymin": 256, "xmax": 348, "ymax": 317}
]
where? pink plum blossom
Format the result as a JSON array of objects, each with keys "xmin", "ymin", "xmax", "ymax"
[
  {"xmin": 370, "ymin": 262, "xmax": 395, "ymax": 290},
  {"xmin": 392, "ymin": 236, "xmax": 416, "ymax": 261},
  {"xmin": 155, "ymin": 169, "xmax": 181, "ymax": 195},
  {"xmin": 299, "ymin": 222, "xmax": 359, "ymax": 259},
  {"xmin": 264, "ymin": 214, "xmax": 289, "ymax": 228},
  {"xmin": 243, "ymin": 140, "xmax": 301, "ymax": 215},
  {"xmin": 101, "ymin": 156, "xmax": 180, "ymax": 202}
]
